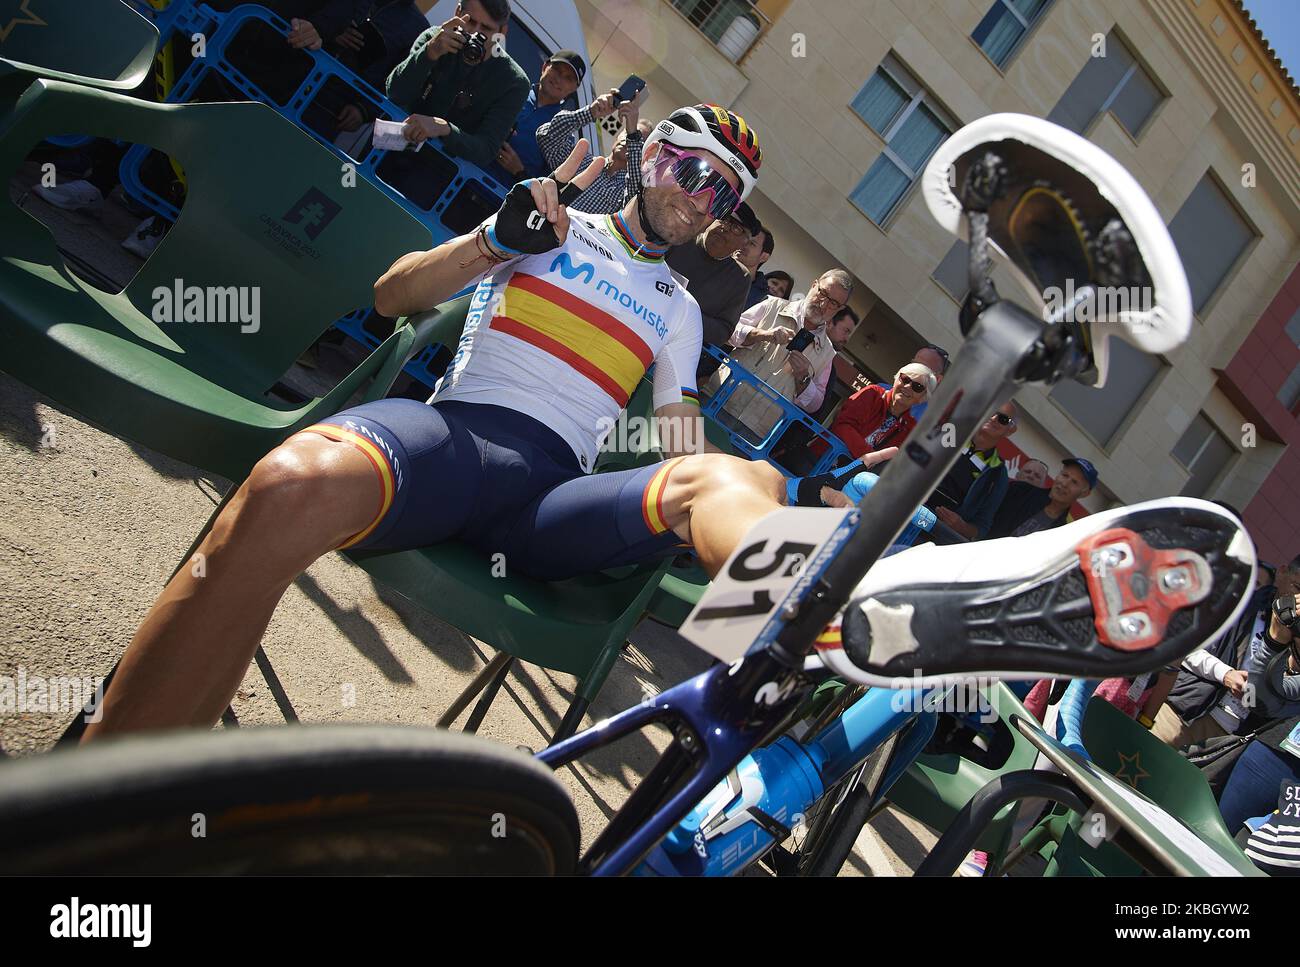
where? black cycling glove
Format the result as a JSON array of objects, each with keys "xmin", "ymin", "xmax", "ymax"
[{"xmin": 484, "ymin": 179, "xmax": 584, "ymax": 257}]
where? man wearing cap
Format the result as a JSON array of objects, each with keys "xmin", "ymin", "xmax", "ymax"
[
  {"xmin": 988, "ymin": 456, "xmax": 1096, "ymax": 539},
  {"xmin": 926, "ymin": 402, "xmax": 1020, "ymax": 542},
  {"xmin": 535, "ymin": 87, "xmax": 652, "ymax": 214},
  {"xmin": 487, "ymin": 50, "xmax": 587, "ymax": 186},
  {"xmin": 386, "ymin": 0, "xmax": 530, "ymax": 169},
  {"xmin": 666, "ymin": 202, "xmax": 762, "ymax": 376}
]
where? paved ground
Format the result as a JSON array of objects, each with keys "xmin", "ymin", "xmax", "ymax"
[{"xmin": 0, "ymin": 166, "xmax": 944, "ymax": 875}]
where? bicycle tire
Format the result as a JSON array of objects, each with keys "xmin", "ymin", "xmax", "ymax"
[
  {"xmin": 0, "ymin": 725, "xmax": 580, "ymax": 875},
  {"xmin": 785, "ymin": 731, "xmax": 900, "ymax": 877}
]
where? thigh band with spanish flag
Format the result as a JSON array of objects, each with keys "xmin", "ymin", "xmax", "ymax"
[{"xmin": 496, "ymin": 458, "xmax": 694, "ymax": 580}]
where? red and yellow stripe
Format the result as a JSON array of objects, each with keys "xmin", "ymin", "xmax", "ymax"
[
  {"xmin": 492, "ymin": 272, "xmax": 652, "ymax": 406},
  {"xmin": 295, "ymin": 424, "xmax": 396, "ymax": 549},
  {"xmin": 641, "ymin": 459, "xmax": 681, "ymax": 536},
  {"xmin": 814, "ymin": 624, "xmax": 843, "ymax": 651}
]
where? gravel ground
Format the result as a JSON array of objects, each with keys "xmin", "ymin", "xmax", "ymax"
[{"xmin": 1, "ymin": 167, "xmax": 942, "ymax": 875}]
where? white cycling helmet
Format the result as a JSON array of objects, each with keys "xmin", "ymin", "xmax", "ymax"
[
  {"xmin": 922, "ymin": 113, "xmax": 1192, "ymax": 388},
  {"xmin": 644, "ymin": 103, "xmax": 762, "ymax": 202}
]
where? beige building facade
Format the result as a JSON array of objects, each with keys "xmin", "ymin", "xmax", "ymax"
[{"xmin": 574, "ymin": 0, "xmax": 1300, "ymax": 514}]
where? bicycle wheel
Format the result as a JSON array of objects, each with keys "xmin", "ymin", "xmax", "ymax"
[
  {"xmin": 779, "ymin": 730, "xmax": 901, "ymax": 877},
  {"xmin": 0, "ymin": 725, "xmax": 580, "ymax": 874}
]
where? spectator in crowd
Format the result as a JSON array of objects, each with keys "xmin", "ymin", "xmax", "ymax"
[
  {"xmin": 717, "ymin": 268, "xmax": 853, "ymax": 412},
  {"xmin": 765, "ymin": 270, "xmax": 794, "ymax": 300},
  {"xmin": 738, "ymin": 225, "xmax": 775, "ymax": 309},
  {"xmin": 874, "ymin": 344, "xmax": 948, "ymax": 422},
  {"xmin": 1150, "ymin": 555, "xmax": 1295, "ymax": 749},
  {"xmin": 925, "ymin": 402, "xmax": 1018, "ymax": 542},
  {"xmin": 278, "ymin": 0, "xmax": 428, "ymax": 91},
  {"xmin": 666, "ymin": 203, "xmax": 761, "ymax": 373},
  {"xmin": 987, "ymin": 457, "xmax": 1096, "ymax": 538},
  {"xmin": 818, "ymin": 361, "xmax": 936, "ymax": 459},
  {"xmin": 483, "ymin": 49, "xmax": 585, "ymax": 185},
  {"xmin": 535, "ymin": 92, "xmax": 651, "ymax": 214},
  {"xmin": 1218, "ymin": 559, "xmax": 1300, "ymax": 836},
  {"xmin": 388, "ymin": 0, "xmax": 530, "ymax": 169},
  {"xmin": 1229, "ymin": 720, "xmax": 1300, "ymax": 876},
  {"xmin": 1015, "ymin": 458, "xmax": 1049, "ymax": 487}
]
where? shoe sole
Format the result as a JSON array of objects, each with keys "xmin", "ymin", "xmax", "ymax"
[{"xmin": 824, "ymin": 500, "xmax": 1255, "ymax": 687}]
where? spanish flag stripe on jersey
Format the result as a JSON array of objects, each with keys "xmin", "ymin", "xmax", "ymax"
[
  {"xmin": 493, "ymin": 316, "xmax": 633, "ymax": 406},
  {"xmin": 641, "ymin": 460, "xmax": 678, "ymax": 535},
  {"xmin": 295, "ymin": 424, "xmax": 395, "ymax": 549},
  {"xmin": 507, "ymin": 272, "xmax": 655, "ymax": 369},
  {"xmin": 491, "ymin": 273, "xmax": 655, "ymax": 406}
]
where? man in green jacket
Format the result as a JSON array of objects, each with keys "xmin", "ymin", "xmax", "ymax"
[{"xmin": 387, "ymin": 0, "xmax": 529, "ymax": 169}]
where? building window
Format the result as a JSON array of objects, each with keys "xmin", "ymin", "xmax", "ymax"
[
  {"xmin": 849, "ymin": 55, "xmax": 955, "ymax": 225},
  {"xmin": 1047, "ymin": 30, "xmax": 1164, "ymax": 138},
  {"xmin": 1285, "ymin": 305, "xmax": 1300, "ymax": 346},
  {"xmin": 1168, "ymin": 173, "xmax": 1256, "ymax": 315},
  {"xmin": 1172, "ymin": 413, "xmax": 1236, "ymax": 498},
  {"xmin": 1279, "ymin": 363, "xmax": 1300, "ymax": 412},
  {"xmin": 1048, "ymin": 338, "xmax": 1162, "ymax": 447},
  {"xmin": 933, "ymin": 240, "xmax": 969, "ymax": 301},
  {"xmin": 972, "ymin": 0, "xmax": 1053, "ymax": 69},
  {"xmin": 668, "ymin": 0, "xmax": 766, "ymax": 58}
]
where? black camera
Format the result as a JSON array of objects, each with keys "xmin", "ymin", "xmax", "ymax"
[
  {"xmin": 455, "ymin": 27, "xmax": 488, "ymax": 65},
  {"xmin": 1273, "ymin": 593, "xmax": 1299, "ymax": 631}
]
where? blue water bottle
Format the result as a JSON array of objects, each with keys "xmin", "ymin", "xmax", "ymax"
[{"xmin": 633, "ymin": 737, "xmax": 827, "ymax": 876}]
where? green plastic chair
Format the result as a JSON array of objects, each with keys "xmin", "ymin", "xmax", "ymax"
[
  {"xmin": 0, "ymin": 79, "xmax": 433, "ymax": 482},
  {"xmin": 0, "ymin": 0, "xmax": 157, "ymax": 92},
  {"xmin": 1008, "ymin": 697, "xmax": 1255, "ymax": 876},
  {"xmin": 885, "ymin": 683, "xmax": 1043, "ymax": 865},
  {"xmin": 347, "ymin": 297, "xmax": 675, "ymax": 744}
]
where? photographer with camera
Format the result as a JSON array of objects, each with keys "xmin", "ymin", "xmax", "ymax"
[
  {"xmin": 1215, "ymin": 557, "xmax": 1300, "ymax": 861},
  {"xmin": 1152, "ymin": 550, "xmax": 1297, "ymax": 748},
  {"xmin": 386, "ymin": 0, "xmax": 529, "ymax": 169}
]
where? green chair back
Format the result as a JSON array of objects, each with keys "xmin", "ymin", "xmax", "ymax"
[
  {"xmin": 0, "ymin": 80, "xmax": 432, "ymax": 479},
  {"xmin": 0, "ymin": 0, "xmax": 157, "ymax": 91},
  {"xmin": 1082, "ymin": 696, "xmax": 1243, "ymax": 858}
]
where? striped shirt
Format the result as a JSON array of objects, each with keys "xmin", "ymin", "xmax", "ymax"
[{"xmin": 535, "ymin": 106, "xmax": 643, "ymax": 214}]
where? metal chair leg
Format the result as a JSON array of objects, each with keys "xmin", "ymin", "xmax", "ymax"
[
  {"xmin": 436, "ymin": 651, "xmax": 512, "ymax": 729},
  {"xmin": 462, "ymin": 654, "xmax": 516, "ymax": 734}
]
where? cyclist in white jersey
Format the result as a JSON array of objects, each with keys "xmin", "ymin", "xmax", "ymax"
[
  {"xmin": 82, "ymin": 108, "xmax": 1252, "ymax": 739},
  {"xmin": 85, "ymin": 104, "xmax": 816, "ymax": 736}
]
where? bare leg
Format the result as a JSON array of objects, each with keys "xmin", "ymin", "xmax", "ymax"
[
  {"xmin": 82, "ymin": 434, "xmax": 383, "ymax": 740},
  {"xmin": 657, "ymin": 454, "xmax": 788, "ymax": 576}
]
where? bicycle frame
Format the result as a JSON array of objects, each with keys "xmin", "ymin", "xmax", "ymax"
[{"xmin": 540, "ymin": 298, "xmax": 1066, "ymax": 875}]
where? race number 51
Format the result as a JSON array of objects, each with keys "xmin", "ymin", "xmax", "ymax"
[{"xmin": 681, "ymin": 507, "xmax": 851, "ymax": 663}]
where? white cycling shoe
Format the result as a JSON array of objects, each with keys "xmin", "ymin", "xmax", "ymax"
[{"xmin": 816, "ymin": 498, "xmax": 1256, "ymax": 687}]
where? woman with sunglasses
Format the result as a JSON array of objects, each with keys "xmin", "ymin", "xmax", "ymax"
[{"xmin": 816, "ymin": 362, "xmax": 937, "ymax": 462}]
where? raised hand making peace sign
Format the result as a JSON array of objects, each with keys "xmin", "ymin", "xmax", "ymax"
[{"xmin": 487, "ymin": 138, "xmax": 608, "ymax": 256}]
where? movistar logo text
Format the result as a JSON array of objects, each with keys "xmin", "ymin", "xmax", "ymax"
[{"xmin": 548, "ymin": 253, "xmax": 668, "ymax": 338}]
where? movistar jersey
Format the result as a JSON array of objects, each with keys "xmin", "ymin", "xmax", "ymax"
[{"xmin": 432, "ymin": 210, "xmax": 703, "ymax": 471}]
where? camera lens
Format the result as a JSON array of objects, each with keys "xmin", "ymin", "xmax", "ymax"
[{"xmin": 461, "ymin": 31, "xmax": 486, "ymax": 65}]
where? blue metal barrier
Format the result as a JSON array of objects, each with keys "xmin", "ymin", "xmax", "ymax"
[
  {"xmin": 117, "ymin": 1, "xmax": 508, "ymax": 391},
  {"xmin": 700, "ymin": 345, "xmax": 851, "ymax": 475}
]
